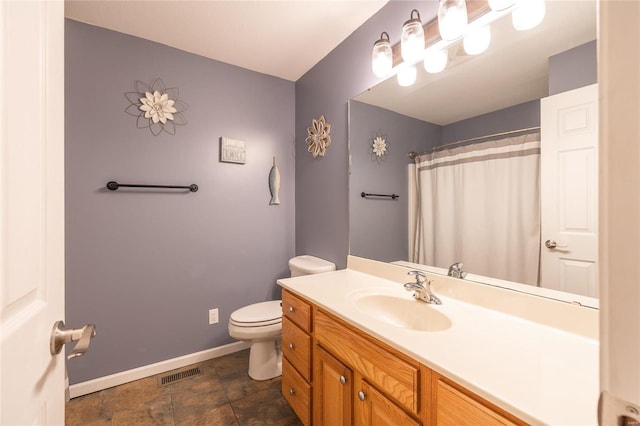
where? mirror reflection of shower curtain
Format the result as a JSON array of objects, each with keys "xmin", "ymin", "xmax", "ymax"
[{"xmin": 410, "ymin": 133, "xmax": 541, "ymax": 286}]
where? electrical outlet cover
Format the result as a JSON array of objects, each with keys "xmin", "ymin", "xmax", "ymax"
[{"xmin": 209, "ymin": 308, "xmax": 219, "ymax": 325}]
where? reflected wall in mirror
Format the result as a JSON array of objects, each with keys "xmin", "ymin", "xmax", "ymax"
[{"xmin": 349, "ymin": 0, "xmax": 598, "ymax": 302}]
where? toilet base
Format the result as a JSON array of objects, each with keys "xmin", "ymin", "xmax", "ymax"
[{"xmin": 248, "ymin": 338, "xmax": 282, "ymax": 381}]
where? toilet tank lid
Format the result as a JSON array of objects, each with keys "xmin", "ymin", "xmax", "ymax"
[{"xmin": 288, "ymin": 255, "xmax": 336, "ymax": 274}]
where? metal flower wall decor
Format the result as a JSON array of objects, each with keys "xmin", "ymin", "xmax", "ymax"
[
  {"xmin": 125, "ymin": 78, "xmax": 189, "ymax": 136},
  {"xmin": 306, "ymin": 115, "xmax": 332, "ymax": 158}
]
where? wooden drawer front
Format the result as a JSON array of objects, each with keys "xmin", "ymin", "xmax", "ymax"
[
  {"xmin": 282, "ymin": 316, "xmax": 311, "ymax": 381},
  {"xmin": 315, "ymin": 310, "xmax": 419, "ymax": 415},
  {"xmin": 282, "ymin": 290, "xmax": 311, "ymax": 332},
  {"xmin": 433, "ymin": 375, "xmax": 527, "ymax": 426},
  {"xmin": 282, "ymin": 358, "xmax": 311, "ymax": 426}
]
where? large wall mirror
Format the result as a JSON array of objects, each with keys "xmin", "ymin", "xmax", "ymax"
[{"xmin": 349, "ymin": 1, "xmax": 598, "ymax": 305}]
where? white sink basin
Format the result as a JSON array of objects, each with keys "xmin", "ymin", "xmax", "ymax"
[{"xmin": 350, "ymin": 289, "xmax": 452, "ymax": 332}]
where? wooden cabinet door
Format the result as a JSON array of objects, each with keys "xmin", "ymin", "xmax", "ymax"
[
  {"xmin": 355, "ymin": 379, "xmax": 420, "ymax": 426},
  {"xmin": 313, "ymin": 346, "xmax": 353, "ymax": 425},
  {"xmin": 432, "ymin": 374, "xmax": 526, "ymax": 426}
]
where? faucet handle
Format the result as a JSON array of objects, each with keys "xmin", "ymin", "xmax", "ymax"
[
  {"xmin": 449, "ymin": 262, "xmax": 463, "ymax": 270},
  {"xmin": 407, "ymin": 270, "xmax": 426, "ymax": 284}
]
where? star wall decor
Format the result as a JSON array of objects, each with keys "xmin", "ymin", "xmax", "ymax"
[
  {"xmin": 370, "ymin": 132, "xmax": 389, "ymax": 163},
  {"xmin": 125, "ymin": 78, "xmax": 189, "ymax": 136}
]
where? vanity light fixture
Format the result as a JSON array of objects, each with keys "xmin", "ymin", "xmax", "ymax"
[
  {"xmin": 488, "ymin": 0, "xmax": 517, "ymax": 12},
  {"xmin": 463, "ymin": 24, "xmax": 491, "ymax": 55},
  {"xmin": 512, "ymin": 0, "xmax": 546, "ymax": 31},
  {"xmin": 372, "ymin": 32, "xmax": 393, "ymax": 78},
  {"xmin": 401, "ymin": 9, "xmax": 425, "ymax": 63},
  {"xmin": 438, "ymin": 0, "xmax": 468, "ymax": 41},
  {"xmin": 424, "ymin": 49, "xmax": 448, "ymax": 73},
  {"xmin": 397, "ymin": 66, "xmax": 417, "ymax": 87},
  {"xmin": 371, "ymin": 0, "xmax": 547, "ymax": 85}
]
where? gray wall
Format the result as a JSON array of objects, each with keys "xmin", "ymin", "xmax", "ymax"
[
  {"xmin": 295, "ymin": 0, "xmax": 436, "ymax": 269},
  {"xmin": 65, "ymin": 20, "xmax": 295, "ymax": 384},
  {"xmin": 549, "ymin": 40, "xmax": 597, "ymax": 96},
  {"xmin": 441, "ymin": 100, "xmax": 541, "ymax": 145},
  {"xmin": 349, "ymin": 101, "xmax": 441, "ymax": 262}
]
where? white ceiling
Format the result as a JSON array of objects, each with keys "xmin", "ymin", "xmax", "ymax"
[{"xmin": 64, "ymin": 0, "xmax": 390, "ymax": 82}]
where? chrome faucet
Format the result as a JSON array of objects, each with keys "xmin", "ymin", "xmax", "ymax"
[
  {"xmin": 447, "ymin": 262, "xmax": 467, "ymax": 279},
  {"xmin": 404, "ymin": 270, "xmax": 442, "ymax": 305}
]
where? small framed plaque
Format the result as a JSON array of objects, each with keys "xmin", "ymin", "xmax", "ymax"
[{"xmin": 220, "ymin": 137, "xmax": 246, "ymax": 164}]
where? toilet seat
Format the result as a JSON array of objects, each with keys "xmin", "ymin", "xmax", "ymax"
[{"xmin": 229, "ymin": 300, "xmax": 282, "ymax": 328}]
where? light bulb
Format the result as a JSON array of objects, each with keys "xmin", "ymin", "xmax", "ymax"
[
  {"xmin": 438, "ymin": 0, "xmax": 468, "ymax": 41},
  {"xmin": 512, "ymin": 0, "xmax": 546, "ymax": 31},
  {"xmin": 423, "ymin": 49, "xmax": 448, "ymax": 73},
  {"xmin": 488, "ymin": 0, "xmax": 516, "ymax": 11},
  {"xmin": 397, "ymin": 66, "xmax": 417, "ymax": 87},
  {"xmin": 463, "ymin": 25, "xmax": 491, "ymax": 55},
  {"xmin": 371, "ymin": 32, "xmax": 392, "ymax": 78},
  {"xmin": 401, "ymin": 9, "xmax": 425, "ymax": 63}
]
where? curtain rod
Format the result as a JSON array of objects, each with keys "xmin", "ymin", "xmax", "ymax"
[{"xmin": 408, "ymin": 126, "xmax": 541, "ymax": 159}]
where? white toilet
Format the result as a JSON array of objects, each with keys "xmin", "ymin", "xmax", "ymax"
[{"xmin": 228, "ymin": 255, "xmax": 336, "ymax": 380}]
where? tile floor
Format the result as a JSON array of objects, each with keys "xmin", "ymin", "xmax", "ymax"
[{"xmin": 65, "ymin": 350, "xmax": 303, "ymax": 425}]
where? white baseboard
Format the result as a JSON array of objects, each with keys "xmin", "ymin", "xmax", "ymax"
[{"xmin": 68, "ymin": 341, "xmax": 250, "ymax": 399}]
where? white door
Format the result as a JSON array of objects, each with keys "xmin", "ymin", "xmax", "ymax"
[
  {"xmin": 599, "ymin": 1, "xmax": 640, "ymax": 423},
  {"xmin": 0, "ymin": 1, "xmax": 66, "ymax": 425},
  {"xmin": 540, "ymin": 84, "xmax": 599, "ymax": 298}
]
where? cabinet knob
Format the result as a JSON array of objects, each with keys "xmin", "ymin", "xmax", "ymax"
[
  {"xmin": 289, "ymin": 388, "xmax": 295, "ymax": 395},
  {"xmin": 288, "ymin": 343, "xmax": 294, "ymax": 350},
  {"xmin": 339, "ymin": 375, "xmax": 346, "ymax": 385},
  {"xmin": 288, "ymin": 306, "xmax": 294, "ymax": 313},
  {"xmin": 358, "ymin": 391, "xmax": 366, "ymax": 401}
]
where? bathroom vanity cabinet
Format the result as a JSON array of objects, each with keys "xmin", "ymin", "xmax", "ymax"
[{"xmin": 281, "ymin": 289, "xmax": 526, "ymax": 426}]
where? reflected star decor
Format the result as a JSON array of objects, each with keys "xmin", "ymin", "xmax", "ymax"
[
  {"xmin": 125, "ymin": 78, "xmax": 189, "ymax": 136},
  {"xmin": 306, "ymin": 115, "xmax": 332, "ymax": 158},
  {"xmin": 372, "ymin": 136, "xmax": 387, "ymax": 157},
  {"xmin": 370, "ymin": 133, "xmax": 389, "ymax": 163}
]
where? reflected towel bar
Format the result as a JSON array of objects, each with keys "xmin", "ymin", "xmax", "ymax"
[
  {"xmin": 361, "ymin": 192, "xmax": 399, "ymax": 200},
  {"xmin": 106, "ymin": 181, "xmax": 198, "ymax": 192}
]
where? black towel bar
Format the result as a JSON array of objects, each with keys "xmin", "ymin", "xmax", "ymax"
[
  {"xmin": 361, "ymin": 192, "xmax": 399, "ymax": 200},
  {"xmin": 106, "ymin": 181, "xmax": 198, "ymax": 192}
]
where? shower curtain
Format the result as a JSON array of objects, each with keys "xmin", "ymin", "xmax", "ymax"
[{"xmin": 410, "ymin": 133, "xmax": 541, "ymax": 286}]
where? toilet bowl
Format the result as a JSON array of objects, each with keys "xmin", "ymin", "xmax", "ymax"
[
  {"xmin": 227, "ymin": 255, "xmax": 336, "ymax": 381},
  {"xmin": 228, "ymin": 300, "xmax": 283, "ymax": 381}
]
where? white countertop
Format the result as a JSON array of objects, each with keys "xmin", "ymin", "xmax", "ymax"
[{"xmin": 278, "ymin": 268, "xmax": 599, "ymax": 426}]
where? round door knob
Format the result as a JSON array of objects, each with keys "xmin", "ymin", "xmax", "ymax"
[
  {"xmin": 288, "ymin": 343, "xmax": 294, "ymax": 350},
  {"xmin": 358, "ymin": 391, "xmax": 366, "ymax": 401},
  {"xmin": 288, "ymin": 306, "xmax": 294, "ymax": 313},
  {"xmin": 339, "ymin": 375, "xmax": 346, "ymax": 385},
  {"xmin": 289, "ymin": 388, "xmax": 295, "ymax": 395}
]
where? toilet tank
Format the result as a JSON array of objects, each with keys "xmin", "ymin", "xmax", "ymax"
[{"xmin": 289, "ymin": 255, "xmax": 336, "ymax": 277}]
